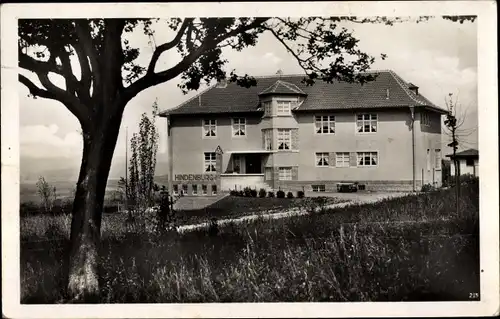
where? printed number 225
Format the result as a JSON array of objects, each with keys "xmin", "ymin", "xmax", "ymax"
[{"xmin": 469, "ymin": 292, "xmax": 479, "ymax": 299}]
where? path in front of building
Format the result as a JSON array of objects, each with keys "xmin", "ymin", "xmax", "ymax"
[{"xmin": 176, "ymin": 191, "xmax": 413, "ymax": 233}]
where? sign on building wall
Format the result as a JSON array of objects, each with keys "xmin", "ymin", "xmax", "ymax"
[{"xmin": 174, "ymin": 174, "xmax": 219, "ymax": 181}]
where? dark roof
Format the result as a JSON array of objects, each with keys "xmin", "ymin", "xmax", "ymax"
[
  {"xmin": 160, "ymin": 70, "xmax": 445, "ymax": 116},
  {"xmin": 446, "ymin": 149, "xmax": 479, "ymax": 158},
  {"xmin": 259, "ymin": 80, "xmax": 306, "ymax": 96}
]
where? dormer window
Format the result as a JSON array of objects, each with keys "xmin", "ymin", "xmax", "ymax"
[{"xmin": 277, "ymin": 100, "xmax": 293, "ymax": 116}]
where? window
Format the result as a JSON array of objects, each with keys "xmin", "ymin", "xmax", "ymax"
[
  {"xmin": 466, "ymin": 158, "xmax": 474, "ymax": 166},
  {"xmin": 336, "ymin": 152, "xmax": 350, "ymax": 168},
  {"xmin": 357, "ymin": 152, "xmax": 378, "ymax": 166},
  {"xmin": 265, "ymin": 167, "xmax": 273, "ymax": 180},
  {"xmin": 315, "ymin": 115, "xmax": 335, "ymax": 134},
  {"xmin": 279, "ymin": 167, "xmax": 292, "ymax": 180},
  {"xmin": 192, "ymin": 184, "xmax": 198, "ymax": 195},
  {"xmin": 172, "ymin": 184, "xmax": 179, "ymax": 196},
  {"xmin": 277, "ymin": 129, "xmax": 291, "ymax": 150},
  {"xmin": 264, "ymin": 130, "xmax": 273, "ymax": 150},
  {"xmin": 212, "ymin": 185, "xmax": 218, "ymax": 195},
  {"xmin": 426, "ymin": 149, "xmax": 431, "ymax": 171},
  {"xmin": 315, "ymin": 152, "xmax": 329, "ymax": 167},
  {"xmin": 263, "ymin": 101, "xmax": 272, "ymax": 116},
  {"xmin": 204, "ymin": 152, "xmax": 217, "ymax": 172},
  {"xmin": 277, "ymin": 100, "xmax": 292, "ymax": 115},
  {"xmin": 182, "ymin": 184, "xmax": 188, "ymax": 195},
  {"xmin": 356, "ymin": 114, "xmax": 378, "ymax": 133},
  {"xmin": 312, "ymin": 185, "xmax": 326, "ymax": 192},
  {"xmin": 435, "ymin": 149, "xmax": 442, "ymax": 170},
  {"xmin": 232, "ymin": 118, "xmax": 246, "ymax": 136},
  {"xmin": 421, "ymin": 112, "xmax": 431, "ymax": 126},
  {"xmin": 203, "ymin": 119, "xmax": 217, "ymax": 137}
]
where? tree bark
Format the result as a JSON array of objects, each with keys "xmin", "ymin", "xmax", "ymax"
[{"xmin": 66, "ymin": 102, "xmax": 124, "ymax": 302}]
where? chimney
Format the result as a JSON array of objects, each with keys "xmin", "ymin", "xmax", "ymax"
[
  {"xmin": 408, "ymin": 83, "xmax": 419, "ymax": 95},
  {"xmin": 215, "ymin": 79, "xmax": 227, "ymax": 88}
]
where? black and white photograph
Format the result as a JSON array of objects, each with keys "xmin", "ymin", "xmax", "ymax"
[{"xmin": 1, "ymin": 1, "xmax": 498, "ymax": 318}]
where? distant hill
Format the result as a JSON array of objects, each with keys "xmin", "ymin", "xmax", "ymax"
[{"xmin": 20, "ymin": 155, "xmax": 169, "ymax": 203}]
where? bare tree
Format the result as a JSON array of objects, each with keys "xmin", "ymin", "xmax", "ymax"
[
  {"xmin": 443, "ymin": 92, "xmax": 477, "ymax": 213},
  {"xmin": 35, "ymin": 176, "xmax": 55, "ymax": 213}
]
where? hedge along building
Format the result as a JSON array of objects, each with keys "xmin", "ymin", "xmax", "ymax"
[{"xmin": 159, "ymin": 70, "xmax": 447, "ymax": 196}]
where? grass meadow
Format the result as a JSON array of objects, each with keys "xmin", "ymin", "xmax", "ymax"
[{"xmin": 20, "ymin": 180, "xmax": 479, "ymax": 303}]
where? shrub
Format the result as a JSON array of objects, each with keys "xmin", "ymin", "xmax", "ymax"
[
  {"xmin": 250, "ymin": 189, "xmax": 258, "ymax": 197},
  {"xmin": 297, "ymin": 190, "xmax": 305, "ymax": 198},
  {"xmin": 258, "ymin": 188, "xmax": 267, "ymax": 198},
  {"xmin": 287, "ymin": 191, "xmax": 294, "ymax": 199},
  {"xmin": 238, "ymin": 190, "xmax": 244, "ymax": 197},
  {"xmin": 268, "ymin": 191, "xmax": 275, "ymax": 198},
  {"xmin": 230, "ymin": 190, "xmax": 239, "ymax": 196},
  {"xmin": 277, "ymin": 190, "xmax": 285, "ymax": 198},
  {"xmin": 243, "ymin": 187, "xmax": 253, "ymax": 197},
  {"xmin": 421, "ymin": 183, "xmax": 436, "ymax": 192}
]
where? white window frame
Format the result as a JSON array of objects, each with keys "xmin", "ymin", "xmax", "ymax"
[
  {"xmin": 315, "ymin": 152, "xmax": 330, "ymax": 167},
  {"xmin": 276, "ymin": 100, "xmax": 292, "ymax": 116},
  {"xmin": 314, "ymin": 115, "xmax": 336, "ymax": 134},
  {"xmin": 312, "ymin": 184, "xmax": 326, "ymax": 192},
  {"xmin": 335, "ymin": 152, "xmax": 350, "ymax": 168},
  {"xmin": 204, "ymin": 152, "xmax": 217, "ymax": 172},
  {"xmin": 265, "ymin": 167, "xmax": 273, "ymax": 180},
  {"xmin": 356, "ymin": 114, "xmax": 378, "ymax": 134},
  {"xmin": 172, "ymin": 184, "xmax": 179, "ymax": 196},
  {"xmin": 277, "ymin": 129, "xmax": 292, "ymax": 151},
  {"xmin": 435, "ymin": 149, "xmax": 442, "ymax": 170},
  {"xmin": 278, "ymin": 167, "xmax": 292, "ymax": 181},
  {"xmin": 192, "ymin": 184, "xmax": 198, "ymax": 195},
  {"xmin": 202, "ymin": 119, "xmax": 217, "ymax": 138},
  {"xmin": 421, "ymin": 112, "xmax": 431, "ymax": 126},
  {"xmin": 357, "ymin": 151, "xmax": 379, "ymax": 167},
  {"xmin": 181, "ymin": 184, "xmax": 188, "ymax": 195},
  {"xmin": 211, "ymin": 184, "xmax": 218, "ymax": 195},
  {"xmin": 263, "ymin": 101, "xmax": 273, "ymax": 117},
  {"xmin": 232, "ymin": 118, "xmax": 246, "ymax": 137},
  {"xmin": 264, "ymin": 129, "xmax": 273, "ymax": 150}
]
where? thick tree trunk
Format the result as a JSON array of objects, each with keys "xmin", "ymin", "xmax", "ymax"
[{"xmin": 66, "ymin": 105, "xmax": 123, "ymax": 302}]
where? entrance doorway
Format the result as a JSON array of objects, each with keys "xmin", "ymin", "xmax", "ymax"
[{"xmin": 245, "ymin": 154, "xmax": 262, "ymax": 174}]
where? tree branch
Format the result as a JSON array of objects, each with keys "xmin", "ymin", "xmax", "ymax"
[
  {"xmin": 72, "ymin": 42, "xmax": 92, "ymax": 100},
  {"xmin": 146, "ymin": 18, "xmax": 194, "ymax": 75},
  {"xmin": 75, "ymin": 20, "xmax": 101, "ymax": 96},
  {"xmin": 125, "ymin": 18, "xmax": 269, "ymax": 101},
  {"xmin": 19, "ymin": 73, "xmax": 92, "ymax": 130}
]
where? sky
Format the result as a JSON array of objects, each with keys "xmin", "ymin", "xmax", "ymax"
[{"xmin": 19, "ymin": 17, "xmax": 478, "ymax": 176}]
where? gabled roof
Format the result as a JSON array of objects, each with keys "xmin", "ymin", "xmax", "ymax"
[
  {"xmin": 259, "ymin": 80, "xmax": 307, "ymax": 96},
  {"xmin": 446, "ymin": 148, "xmax": 479, "ymax": 158},
  {"xmin": 160, "ymin": 70, "xmax": 446, "ymax": 116}
]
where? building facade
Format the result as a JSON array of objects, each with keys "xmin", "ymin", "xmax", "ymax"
[
  {"xmin": 160, "ymin": 70, "xmax": 446, "ymax": 195},
  {"xmin": 447, "ymin": 149, "xmax": 479, "ymax": 177}
]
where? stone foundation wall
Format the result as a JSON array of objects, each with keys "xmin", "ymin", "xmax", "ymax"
[{"xmin": 274, "ymin": 180, "xmax": 423, "ymax": 192}]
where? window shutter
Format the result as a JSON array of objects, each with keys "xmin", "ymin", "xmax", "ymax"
[
  {"xmin": 329, "ymin": 152, "xmax": 336, "ymax": 167},
  {"xmin": 291, "ymin": 129, "xmax": 299, "ymax": 150},
  {"xmin": 292, "ymin": 167, "xmax": 299, "ymax": 180},
  {"xmin": 349, "ymin": 152, "xmax": 357, "ymax": 167}
]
